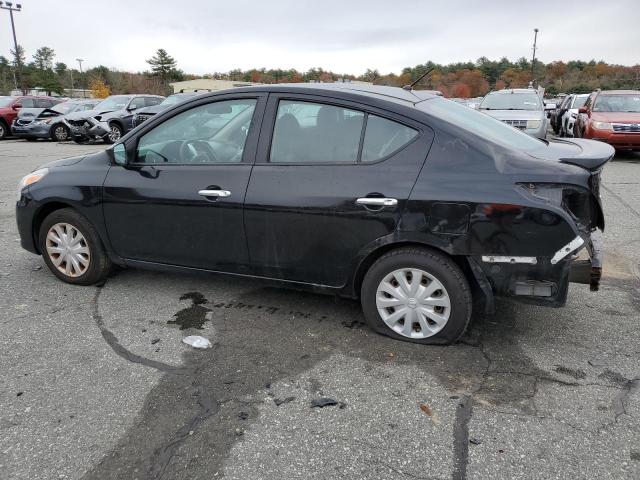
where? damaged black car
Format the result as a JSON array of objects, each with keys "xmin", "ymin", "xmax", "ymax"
[{"xmin": 15, "ymin": 84, "xmax": 613, "ymax": 344}]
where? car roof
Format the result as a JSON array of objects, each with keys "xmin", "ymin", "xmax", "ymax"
[
  {"xmin": 488, "ymin": 88, "xmax": 538, "ymax": 95},
  {"xmin": 596, "ymin": 90, "xmax": 640, "ymax": 95},
  {"xmin": 226, "ymin": 83, "xmax": 438, "ymax": 107}
]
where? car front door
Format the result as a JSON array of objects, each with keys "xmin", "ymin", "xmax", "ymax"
[
  {"xmin": 244, "ymin": 94, "xmax": 434, "ymax": 287},
  {"xmin": 103, "ymin": 93, "xmax": 266, "ymax": 273}
]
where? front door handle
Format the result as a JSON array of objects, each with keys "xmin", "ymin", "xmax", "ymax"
[
  {"xmin": 356, "ymin": 197, "xmax": 398, "ymax": 207},
  {"xmin": 198, "ymin": 189, "xmax": 231, "ymax": 198}
]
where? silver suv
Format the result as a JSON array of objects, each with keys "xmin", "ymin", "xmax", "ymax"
[{"xmin": 478, "ymin": 88, "xmax": 547, "ymax": 139}]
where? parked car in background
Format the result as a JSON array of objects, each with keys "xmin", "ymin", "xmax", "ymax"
[
  {"xmin": 0, "ymin": 96, "xmax": 63, "ymax": 140},
  {"xmin": 478, "ymin": 89, "xmax": 548, "ymax": 139},
  {"xmin": 574, "ymin": 90, "xmax": 640, "ymax": 150},
  {"xmin": 133, "ymin": 92, "xmax": 204, "ymax": 128},
  {"xmin": 65, "ymin": 94, "xmax": 164, "ymax": 143},
  {"xmin": 16, "ymin": 84, "xmax": 611, "ymax": 345},
  {"xmin": 560, "ymin": 94, "xmax": 589, "ymax": 137},
  {"xmin": 550, "ymin": 94, "xmax": 572, "ymax": 134},
  {"xmin": 11, "ymin": 99, "xmax": 100, "ymax": 142}
]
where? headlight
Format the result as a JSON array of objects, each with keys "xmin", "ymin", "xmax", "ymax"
[
  {"xmin": 33, "ymin": 118, "xmax": 53, "ymax": 125},
  {"xmin": 592, "ymin": 121, "xmax": 612, "ymax": 130},
  {"xmin": 17, "ymin": 168, "xmax": 49, "ymax": 198},
  {"xmin": 526, "ymin": 119, "xmax": 542, "ymax": 129}
]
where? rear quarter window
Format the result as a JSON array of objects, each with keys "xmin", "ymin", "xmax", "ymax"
[{"xmin": 361, "ymin": 115, "xmax": 418, "ymax": 162}]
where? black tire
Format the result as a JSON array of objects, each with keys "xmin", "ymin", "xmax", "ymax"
[
  {"xmin": 51, "ymin": 123, "xmax": 70, "ymax": 142},
  {"xmin": 361, "ymin": 247, "xmax": 472, "ymax": 345},
  {"xmin": 0, "ymin": 120, "xmax": 8, "ymax": 140},
  {"xmin": 38, "ymin": 208, "xmax": 112, "ymax": 285},
  {"xmin": 103, "ymin": 123, "xmax": 123, "ymax": 144}
]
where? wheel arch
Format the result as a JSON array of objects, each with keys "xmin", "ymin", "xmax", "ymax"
[
  {"xmin": 31, "ymin": 201, "xmax": 76, "ymax": 253},
  {"xmin": 351, "ymin": 240, "xmax": 471, "ymax": 298}
]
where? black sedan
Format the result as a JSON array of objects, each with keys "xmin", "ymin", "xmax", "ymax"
[{"xmin": 15, "ymin": 84, "xmax": 613, "ymax": 344}]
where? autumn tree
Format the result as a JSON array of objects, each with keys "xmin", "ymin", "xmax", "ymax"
[{"xmin": 89, "ymin": 77, "xmax": 110, "ymax": 98}]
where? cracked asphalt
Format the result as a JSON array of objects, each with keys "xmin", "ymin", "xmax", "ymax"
[{"xmin": 0, "ymin": 139, "xmax": 639, "ymax": 480}]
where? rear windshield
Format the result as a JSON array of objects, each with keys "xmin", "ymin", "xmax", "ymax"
[
  {"xmin": 593, "ymin": 94, "xmax": 640, "ymax": 113},
  {"xmin": 420, "ymin": 97, "xmax": 545, "ymax": 152},
  {"xmin": 479, "ymin": 91, "xmax": 542, "ymax": 111}
]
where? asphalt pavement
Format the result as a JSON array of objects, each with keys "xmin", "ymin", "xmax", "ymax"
[{"xmin": 0, "ymin": 138, "xmax": 639, "ymax": 480}]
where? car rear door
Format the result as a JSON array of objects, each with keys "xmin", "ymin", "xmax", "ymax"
[
  {"xmin": 244, "ymin": 93, "xmax": 434, "ymax": 287},
  {"xmin": 102, "ymin": 93, "xmax": 267, "ymax": 273}
]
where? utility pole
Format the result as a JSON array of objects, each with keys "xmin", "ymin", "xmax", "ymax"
[
  {"xmin": 76, "ymin": 58, "xmax": 85, "ymax": 98},
  {"xmin": 0, "ymin": 1, "xmax": 23, "ymax": 93},
  {"xmin": 69, "ymin": 70, "xmax": 75, "ymax": 97},
  {"xmin": 531, "ymin": 28, "xmax": 539, "ymax": 87}
]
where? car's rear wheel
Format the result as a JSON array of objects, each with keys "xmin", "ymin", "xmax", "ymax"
[
  {"xmin": 39, "ymin": 208, "xmax": 112, "ymax": 285},
  {"xmin": 0, "ymin": 121, "xmax": 8, "ymax": 140},
  {"xmin": 361, "ymin": 248, "xmax": 472, "ymax": 344},
  {"xmin": 104, "ymin": 123, "xmax": 123, "ymax": 144},
  {"xmin": 51, "ymin": 123, "xmax": 70, "ymax": 142}
]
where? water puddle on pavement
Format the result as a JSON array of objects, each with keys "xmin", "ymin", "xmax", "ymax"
[{"xmin": 167, "ymin": 292, "xmax": 212, "ymax": 330}]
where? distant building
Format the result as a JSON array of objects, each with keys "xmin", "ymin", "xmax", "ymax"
[
  {"xmin": 9, "ymin": 87, "xmax": 93, "ymax": 98},
  {"xmin": 168, "ymin": 79, "xmax": 257, "ymax": 93}
]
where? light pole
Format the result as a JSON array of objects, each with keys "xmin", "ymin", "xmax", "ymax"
[
  {"xmin": 531, "ymin": 28, "xmax": 539, "ymax": 87},
  {"xmin": 0, "ymin": 1, "xmax": 22, "ymax": 93},
  {"xmin": 76, "ymin": 58, "xmax": 85, "ymax": 98}
]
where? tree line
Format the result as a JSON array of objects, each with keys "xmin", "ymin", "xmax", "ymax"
[{"xmin": 1, "ymin": 46, "xmax": 638, "ymax": 98}]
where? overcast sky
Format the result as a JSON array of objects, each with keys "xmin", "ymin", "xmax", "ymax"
[{"xmin": 3, "ymin": 0, "xmax": 639, "ymax": 75}]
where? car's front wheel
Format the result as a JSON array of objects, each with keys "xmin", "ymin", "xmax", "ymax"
[
  {"xmin": 51, "ymin": 123, "xmax": 70, "ymax": 142},
  {"xmin": 361, "ymin": 248, "xmax": 472, "ymax": 344},
  {"xmin": 104, "ymin": 123, "xmax": 123, "ymax": 144},
  {"xmin": 39, "ymin": 208, "xmax": 112, "ymax": 285},
  {"xmin": 0, "ymin": 121, "xmax": 8, "ymax": 140}
]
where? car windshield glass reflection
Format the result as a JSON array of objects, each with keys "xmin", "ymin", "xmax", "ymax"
[
  {"xmin": 593, "ymin": 95, "xmax": 640, "ymax": 113},
  {"xmin": 480, "ymin": 92, "xmax": 542, "ymax": 111},
  {"xmin": 95, "ymin": 96, "xmax": 130, "ymax": 111},
  {"xmin": 136, "ymin": 99, "xmax": 257, "ymax": 164}
]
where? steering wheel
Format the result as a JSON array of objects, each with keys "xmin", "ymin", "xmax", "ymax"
[{"xmin": 179, "ymin": 140, "xmax": 217, "ymax": 163}]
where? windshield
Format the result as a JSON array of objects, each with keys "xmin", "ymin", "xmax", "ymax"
[
  {"xmin": 51, "ymin": 102, "xmax": 78, "ymax": 114},
  {"xmin": 479, "ymin": 91, "xmax": 542, "ymax": 111},
  {"xmin": 420, "ymin": 97, "xmax": 545, "ymax": 152},
  {"xmin": 95, "ymin": 96, "xmax": 130, "ymax": 111},
  {"xmin": 0, "ymin": 97, "xmax": 15, "ymax": 107},
  {"xmin": 593, "ymin": 94, "xmax": 640, "ymax": 113},
  {"xmin": 161, "ymin": 95, "xmax": 188, "ymax": 106},
  {"xmin": 571, "ymin": 96, "xmax": 588, "ymax": 109}
]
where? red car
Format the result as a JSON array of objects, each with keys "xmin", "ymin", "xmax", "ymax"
[
  {"xmin": 0, "ymin": 96, "xmax": 63, "ymax": 140},
  {"xmin": 574, "ymin": 90, "xmax": 640, "ymax": 151}
]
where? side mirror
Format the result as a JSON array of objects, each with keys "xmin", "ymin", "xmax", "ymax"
[
  {"xmin": 578, "ymin": 107, "xmax": 588, "ymax": 114},
  {"xmin": 13, "ymin": 104, "xmax": 22, "ymax": 110},
  {"xmin": 113, "ymin": 143, "xmax": 127, "ymax": 165},
  {"xmin": 128, "ymin": 104, "xmax": 137, "ymax": 111}
]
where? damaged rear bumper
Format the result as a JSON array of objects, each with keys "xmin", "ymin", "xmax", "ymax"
[
  {"xmin": 468, "ymin": 229, "xmax": 603, "ymax": 310},
  {"xmin": 568, "ymin": 229, "xmax": 603, "ymax": 291}
]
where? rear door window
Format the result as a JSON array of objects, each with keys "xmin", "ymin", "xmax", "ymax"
[
  {"xmin": 19, "ymin": 99, "xmax": 35, "ymax": 108},
  {"xmin": 270, "ymin": 101, "xmax": 364, "ymax": 163}
]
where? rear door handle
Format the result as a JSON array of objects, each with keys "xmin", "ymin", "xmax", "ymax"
[
  {"xmin": 198, "ymin": 189, "xmax": 231, "ymax": 198},
  {"xmin": 356, "ymin": 197, "xmax": 398, "ymax": 207}
]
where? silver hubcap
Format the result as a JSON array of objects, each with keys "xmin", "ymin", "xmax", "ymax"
[
  {"xmin": 45, "ymin": 223, "xmax": 91, "ymax": 277},
  {"xmin": 55, "ymin": 126, "xmax": 67, "ymax": 140},
  {"xmin": 108, "ymin": 126, "xmax": 121, "ymax": 142},
  {"xmin": 376, "ymin": 268, "xmax": 451, "ymax": 339}
]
